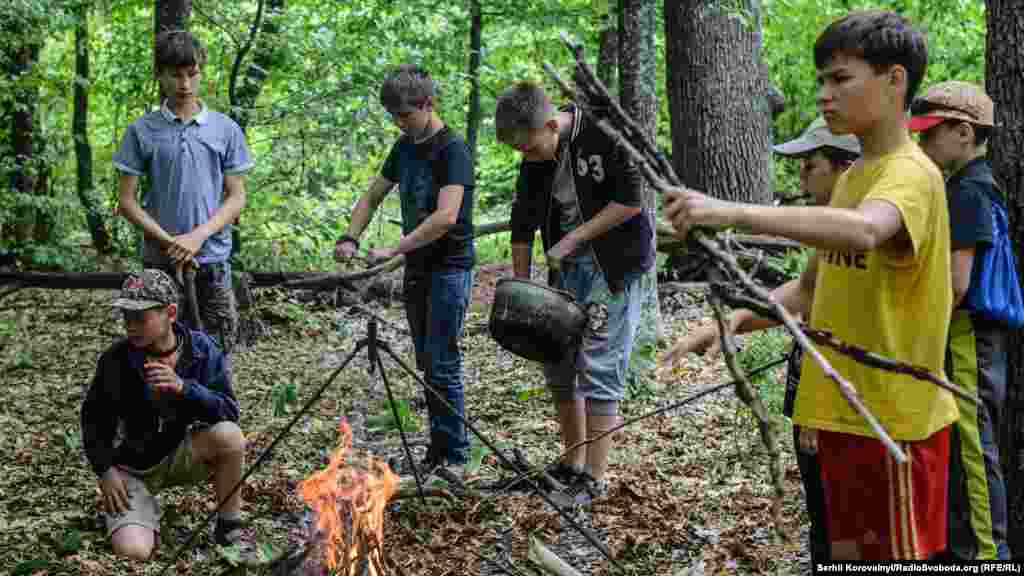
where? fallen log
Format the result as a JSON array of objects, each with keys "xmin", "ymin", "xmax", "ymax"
[{"xmin": 528, "ymin": 536, "xmax": 586, "ymax": 576}]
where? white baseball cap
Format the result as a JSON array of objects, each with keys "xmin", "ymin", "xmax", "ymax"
[{"xmin": 773, "ymin": 117, "xmax": 861, "ymax": 157}]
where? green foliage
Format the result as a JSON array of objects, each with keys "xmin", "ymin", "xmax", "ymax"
[
  {"xmin": 736, "ymin": 327, "xmax": 790, "ymax": 415},
  {"xmin": 365, "ymin": 398, "xmax": 421, "ymax": 433},
  {"xmin": 271, "ymin": 381, "xmax": 299, "ymax": 417},
  {"xmin": 764, "ymin": 247, "xmax": 810, "ymax": 282},
  {"xmin": 0, "ymin": 0, "xmax": 988, "ymax": 271}
]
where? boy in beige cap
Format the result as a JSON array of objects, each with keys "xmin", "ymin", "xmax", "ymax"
[{"xmin": 910, "ymin": 80, "xmax": 1009, "ymax": 561}]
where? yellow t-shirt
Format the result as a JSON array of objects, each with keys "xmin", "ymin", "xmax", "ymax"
[{"xmin": 792, "ymin": 141, "xmax": 957, "ymax": 441}]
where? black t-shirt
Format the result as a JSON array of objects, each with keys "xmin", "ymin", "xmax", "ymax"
[
  {"xmin": 947, "ymin": 158, "xmax": 997, "ymax": 308},
  {"xmin": 380, "ymin": 126, "xmax": 475, "ymax": 270}
]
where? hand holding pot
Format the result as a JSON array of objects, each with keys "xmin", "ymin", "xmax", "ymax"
[{"xmin": 546, "ymin": 233, "xmax": 581, "ymax": 271}]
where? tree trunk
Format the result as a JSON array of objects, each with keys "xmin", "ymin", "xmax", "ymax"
[
  {"xmin": 154, "ymin": 0, "xmax": 191, "ymax": 34},
  {"xmin": 465, "ymin": 0, "xmax": 482, "ymax": 165},
  {"xmin": 74, "ymin": 2, "xmax": 111, "ymax": 254},
  {"xmin": 985, "ymin": 0, "xmax": 1024, "ymax": 557},
  {"xmin": 7, "ymin": 39, "xmax": 43, "ymax": 246},
  {"xmin": 229, "ymin": 0, "xmax": 285, "ymax": 134},
  {"xmin": 596, "ymin": 2, "xmax": 618, "ymax": 95},
  {"xmin": 665, "ymin": 0, "xmax": 772, "ymax": 204},
  {"xmin": 619, "ymin": 0, "xmax": 662, "ymax": 376}
]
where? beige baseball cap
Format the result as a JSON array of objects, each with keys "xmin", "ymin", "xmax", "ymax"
[
  {"xmin": 772, "ymin": 117, "xmax": 861, "ymax": 157},
  {"xmin": 908, "ymin": 81, "xmax": 995, "ymax": 132}
]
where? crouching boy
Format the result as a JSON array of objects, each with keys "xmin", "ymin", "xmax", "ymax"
[{"xmin": 81, "ymin": 269, "xmax": 247, "ymax": 559}]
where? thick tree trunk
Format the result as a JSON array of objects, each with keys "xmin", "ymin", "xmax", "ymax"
[
  {"xmin": 154, "ymin": 0, "xmax": 191, "ymax": 34},
  {"xmin": 985, "ymin": 0, "xmax": 1024, "ymax": 557},
  {"xmin": 665, "ymin": 0, "xmax": 772, "ymax": 204},
  {"xmin": 74, "ymin": 3, "xmax": 111, "ymax": 254},
  {"xmin": 596, "ymin": 4, "xmax": 618, "ymax": 95},
  {"xmin": 619, "ymin": 0, "xmax": 662, "ymax": 369},
  {"xmin": 465, "ymin": 0, "xmax": 482, "ymax": 165}
]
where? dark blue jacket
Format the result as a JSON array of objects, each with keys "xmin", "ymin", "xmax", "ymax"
[{"xmin": 81, "ymin": 322, "xmax": 239, "ymax": 477}]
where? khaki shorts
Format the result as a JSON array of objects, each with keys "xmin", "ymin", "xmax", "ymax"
[{"xmin": 104, "ymin": 428, "xmax": 212, "ymax": 537}]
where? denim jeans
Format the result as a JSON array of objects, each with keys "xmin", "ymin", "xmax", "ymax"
[
  {"xmin": 543, "ymin": 254, "xmax": 644, "ymax": 403},
  {"xmin": 403, "ymin": 266, "xmax": 473, "ymax": 465}
]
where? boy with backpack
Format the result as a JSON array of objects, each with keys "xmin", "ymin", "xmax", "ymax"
[
  {"xmin": 665, "ymin": 11, "xmax": 956, "ymax": 559},
  {"xmin": 910, "ymin": 80, "xmax": 1013, "ymax": 560}
]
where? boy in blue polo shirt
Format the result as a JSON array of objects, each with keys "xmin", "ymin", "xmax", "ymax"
[{"xmin": 114, "ymin": 30, "xmax": 253, "ymax": 354}]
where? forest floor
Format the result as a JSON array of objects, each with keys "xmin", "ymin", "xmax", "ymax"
[{"xmin": 1, "ymin": 262, "xmax": 815, "ymax": 576}]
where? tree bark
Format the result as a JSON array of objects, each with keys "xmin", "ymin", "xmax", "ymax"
[
  {"xmin": 228, "ymin": 0, "xmax": 285, "ymax": 134},
  {"xmin": 465, "ymin": 0, "xmax": 482, "ymax": 165},
  {"xmin": 154, "ymin": 0, "xmax": 191, "ymax": 34},
  {"xmin": 985, "ymin": 0, "xmax": 1024, "ymax": 557},
  {"xmin": 665, "ymin": 0, "xmax": 772, "ymax": 204},
  {"xmin": 596, "ymin": 2, "xmax": 618, "ymax": 95},
  {"xmin": 7, "ymin": 38, "xmax": 44, "ymax": 246},
  {"xmin": 74, "ymin": 2, "xmax": 111, "ymax": 254},
  {"xmin": 619, "ymin": 0, "xmax": 662, "ymax": 366}
]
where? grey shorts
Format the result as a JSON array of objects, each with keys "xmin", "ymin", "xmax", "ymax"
[
  {"xmin": 543, "ymin": 256, "xmax": 644, "ymax": 404},
  {"xmin": 103, "ymin": 429, "xmax": 212, "ymax": 537}
]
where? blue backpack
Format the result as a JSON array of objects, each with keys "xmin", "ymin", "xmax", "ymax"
[{"xmin": 963, "ymin": 178, "xmax": 1024, "ymax": 329}]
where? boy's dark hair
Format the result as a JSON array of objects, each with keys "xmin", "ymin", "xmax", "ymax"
[
  {"xmin": 154, "ymin": 30, "xmax": 207, "ymax": 74},
  {"xmin": 820, "ymin": 146, "xmax": 859, "ymax": 169},
  {"xmin": 494, "ymin": 82, "xmax": 554, "ymax": 146},
  {"xmin": 814, "ymin": 10, "xmax": 928, "ymax": 109},
  {"xmin": 379, "ymin": 65, "xmax": 437, "ymax": 114}
]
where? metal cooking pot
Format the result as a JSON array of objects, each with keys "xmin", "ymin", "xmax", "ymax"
[{"xmin": 489, "ymin": 277, "xmax": 588, "ymax": 364}]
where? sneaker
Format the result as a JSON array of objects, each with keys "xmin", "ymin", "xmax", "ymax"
[
  {"xmin": 545, "ymin": 461, "xmax": 583, "ymax": 487},
  {"xmin": 566, "ymin": 472, "xmax": 608, "ymax": 506},
  {"xmin": 214, "ymin": 517, "xmax": 247, "ymax": 547}
]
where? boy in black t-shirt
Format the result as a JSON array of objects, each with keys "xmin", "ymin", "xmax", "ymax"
[
  {"xmin": 494, "ymin": 82, "xmax": 655, "ymax": 504},
  {"xmin": 335, "ymin": 65, "xmax": 475, "ymax": 478},
  {"xmin": 910, "ymin": 80, "xmax": 1010, "ymax": 561}
]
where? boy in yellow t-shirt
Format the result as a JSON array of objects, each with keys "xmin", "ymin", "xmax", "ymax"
[{"xmin": 663, "ymin": 11, "xmax": 955, "ymax": 560}]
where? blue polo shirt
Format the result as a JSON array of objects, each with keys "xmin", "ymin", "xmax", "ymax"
[{"xmin": 113, "ymin": 102, "xmax": 253, "ymax": 264}]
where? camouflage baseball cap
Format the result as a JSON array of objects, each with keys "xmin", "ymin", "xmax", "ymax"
[
  {"xmin": 908, "ymin": 81, "xmax": 995, "ymax": 132},
  {"xmin": 111, "ymin": 269, "xmax": 179, "ymax": 311}
]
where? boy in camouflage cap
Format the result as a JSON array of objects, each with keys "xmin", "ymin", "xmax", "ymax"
[
  {"xmin": 81, "ymin": 268, "xmax": 248, "ymax": 558},
  {"xmin": 910, "ymin": 80, "xmax": 1010, "ymax": 560}
]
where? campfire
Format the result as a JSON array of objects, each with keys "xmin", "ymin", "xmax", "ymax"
[{"xmin": 298, "ymin": 420, "xmax": 399, "ymax": 576}]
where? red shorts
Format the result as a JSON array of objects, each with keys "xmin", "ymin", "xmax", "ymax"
[{"xmin": 817, "ymin": 426, "xmax": 951, "ymax": 560}]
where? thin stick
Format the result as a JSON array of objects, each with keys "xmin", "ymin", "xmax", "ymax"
[
  {"xmin": 714, "ymin": 285, "xmax": 980, "ymax": 404},
  {"xmin": 709, "ymin": 280, "xmax": 785, "ymax": 538},
  {"xmin": 697, "ymin": 234, "xmax": 906, "ymax": 462}
]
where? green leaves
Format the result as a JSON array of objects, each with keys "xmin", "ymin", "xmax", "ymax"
[{"xmin": 365, "ymin": 398, "xmax": 421, "ymax": 433}]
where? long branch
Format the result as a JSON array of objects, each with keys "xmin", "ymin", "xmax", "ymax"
[
  {"xmin": 544, "ymin": 56, "xmax": 907, "ymax": 463},
  {"xmin": 709, "ymin": 279, "xmax": 785, "ymax": 538},
  {"xmin": 715, "ymin": 286, "xmax": 980, "ymax": 404}
]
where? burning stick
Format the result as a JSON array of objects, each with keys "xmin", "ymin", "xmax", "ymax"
[{"xmin": 298, "ymin": 420, "xmax": 398, "ymax": 576}]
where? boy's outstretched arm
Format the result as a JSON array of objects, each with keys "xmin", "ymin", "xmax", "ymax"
[
  {"xmin": 390, "ymin": 184, "xmax": 464, "ymax": 256},
  {"xmin": 659, "ymin": 253, "xmax": 818, "ymax": 375},
  {"xmin": 665, "ymin": 187, "xmax": 909, "ymax": 254}
]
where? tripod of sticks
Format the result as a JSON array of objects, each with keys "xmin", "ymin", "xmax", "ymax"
[{"xmin": 542, "ymin": 32, "xmax": 979, "ymax": 538}]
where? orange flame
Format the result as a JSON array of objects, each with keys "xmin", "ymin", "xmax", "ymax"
[{"xmin": 298, "ymin": 420, "xmax": 399, "ymax": 574}]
